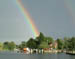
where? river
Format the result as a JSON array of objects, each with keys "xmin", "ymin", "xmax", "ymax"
[{"xmin": 0, "ymin": 52, "xmax": 75, "ymax": 59}]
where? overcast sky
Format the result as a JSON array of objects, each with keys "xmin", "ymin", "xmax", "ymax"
[{"xmin": 0, "ymin": 0, "xmax": 75, "ymax": 43}]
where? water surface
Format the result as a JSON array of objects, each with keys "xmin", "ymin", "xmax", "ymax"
[{"xmin": 0, "ymin": 52, "xmax": 75, "ymax": 59}]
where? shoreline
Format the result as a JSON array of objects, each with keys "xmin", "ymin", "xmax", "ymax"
[{"xmin": 0, "ymin": 49, "xmax": 75, "ymax": 55}]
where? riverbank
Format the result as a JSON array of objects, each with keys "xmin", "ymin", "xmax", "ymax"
[
  {"xmin": 66, "ymin": 51, "xmax": 75, "ymax": 55},
  {"xmin": 0, "ymin": 49, "xmax": 75, "ymax": 55}
]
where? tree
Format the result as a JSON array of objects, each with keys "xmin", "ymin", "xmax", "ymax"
[
  {"xmin": 8, "ymin": 42, "xmax": 16, "ymax": 51},
  {"xmin": 44, "ymin": 37, "xmax": 54, "ymax": 44},
  {"xmin": 63, "ymin": 37, "xmax": 70, "ymax": 50},
  {"xmin": 3, "ymin": 41, "xmax": 16, "ymax": 51},
  {"xmin": 71, "ymin": 37, "xmax": 75, "ymax": 51},
  {"xmin": 38, "ymin": 41, "xmax": 49, "ymax": 49},
  {"xmin": 57, "ymin": 38, "xmax": 64, "ymax": 50},
  {"xmin": 0, "ymin": 42, "xmax": 3, "ymax": 50},
  {"xmin": 3, "ymin": 41, "xmax": 9, "ymax": 50},
  {"xmin": 27, "ymin": 38, "xmax": 37, "ymax": 49},
  {"xmin": 19, "ymin": 41, "xmax": 26, "ymax": 50},
  {"xmin": 67, "ymin": 37, "xmax": 75, "ymax": 51},
  {"xmin": 36, "ymin": 32, "xmax": 54, "ymax": 49},
  {"xmin": 36, "ymin": 32, "xmax": 45, "ymax": 43}
]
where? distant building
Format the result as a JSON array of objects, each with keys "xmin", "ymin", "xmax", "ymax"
[
  {"xmin": 49, "ymin": 43, "xmax": 53, "ymax": 50},
  {"xmin": 49, "ymin": 41, "xmax": 58, "ymax": 50},
  {"xmin": 53, "ymin": 41, "xmax": 58, "ymax": 49},
  {"xmin": 43, "ymin": 41, "xmax": 58, "ymax": 53}
]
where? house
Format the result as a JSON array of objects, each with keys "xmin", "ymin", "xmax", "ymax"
[
  {"xmin": 53, "ymin": 41, "xmax": 58, "ymax": 49},
  {"xmin": 49, "ymin": 43, "xmax": 53, "ymax": 50},
  {"xmin": 49, "ymin": 41, "xmax": 58, "ymax": 50}
]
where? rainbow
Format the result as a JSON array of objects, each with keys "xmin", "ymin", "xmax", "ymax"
[
  {"xmin": 16, "ymin": 0, "xmax": 39, "ymax": 38},
  {"xmin": 64, "ymin": 0, "xmax": 75, "ymax": 24}
]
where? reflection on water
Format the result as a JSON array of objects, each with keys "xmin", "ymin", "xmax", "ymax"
[{"xmin": 0, "ymin": 52, "xmax": 75, "ymax": 59}]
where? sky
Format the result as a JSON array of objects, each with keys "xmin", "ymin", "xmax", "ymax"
[{"xmin": 0, "ymin": 0, "xmax": 75, "ymax": 43}]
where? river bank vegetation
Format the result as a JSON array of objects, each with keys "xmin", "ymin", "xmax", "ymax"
[{"xmin": 0, "ymin": 32, "xmax": 75, "ymax": 54}]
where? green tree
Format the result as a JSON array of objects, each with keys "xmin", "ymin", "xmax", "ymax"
[
  {"xmin": 8, "ymin": 41, "xmax": 16, "ymax": 51},
  {"xmin": 71, "ymin": 37, "xmax": 75, "ymax": 51},
  {"xmin": 3, "ymin": 41, "xmax": 16, "ymax": 51},
  {"xmin": 36, "ymin": 32, "xmax": 45, "ymax": 43},
  {"xmin": 57, "ymin": 38, "xmax": 64, "ymax": 50},
  {"xmin": 27, "ymin": 38, "xmax": 37, "ymax": 49},
  {"xmin": 68, "ymin": 37, "xmax": 75, "ymax": 51},
  {"xmin": 44, "ymin": 37, "xmax": 54, "ymax": 44},
  {"xmin": 36, "ymin": 32, "xmax": 54, "ymax": 49},
  {"xmin": 63, "ymin": 37, "xmax": 70, "ymax": 50},
  {"xmin": 19, "ymin": 41, "xmax": 26, "ymax": 50},
  {"xmin": 0, "ymin": 42, "xmax": 3, "ymax": 50},
  {"xmin": 38, "ymin": 41, "xmax": 49, "ymax": 49},
  {"xmin": 3, "ymin": 41, "xmax": 9, "ymax": 50}
]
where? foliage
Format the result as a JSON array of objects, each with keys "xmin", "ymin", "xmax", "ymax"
[
  {"xmin": 70, "ymin": 37, "xmax": 75, "ymax": 50},
  {"xmin": 19, "ymin": 41, "xmax": 26, "ymax": 50},
  {"xmin": 63, "ymin": 37, "xmax": 75, "ymax": 51},
  {"xmin": 38, "ymin": 41, "xmax": 49, "ymax": 49},
  {"xmin": 67, "ymin": 37, "xmax": 75, "ymax": 51},
  {"xmin": 3, "ymin": 42, "xmax": 9, "ymax": 50},
  {"xmin": 36, "ymin": 32, "xmax": 54, "ymax": 49},
  {"xmin": 3, "ymin": 41, "xmax": 16, "ymax": 51},
  {"xmin": 8, "ymin": 42, "xmax": 16, "ymax": 51},
  {"xmin": 44, "ymin": 37, "xmax": 54, "ymax": 44},
  {"xmin": 0, "ymin": 42, "xmax": 3, "ymax": 50},
  {"xmin": 0, "ymin": 32, "xmax": 75, "ymax": 51},
  {"xmin": 63, "ymin": 37, "xmax": 69, "ymax": 49},
  {"xmin": 57, "ymin": 38, "xmax": 64, "ymax": 50},
  {"xmin": 27, "ymin": 38, "xmax": 37, "ymax": 49},
  {"xmin": 36, "ymin": 32, "xmax": 45, "ymax": 43}
]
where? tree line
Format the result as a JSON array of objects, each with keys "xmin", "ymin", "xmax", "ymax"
[{"xmin": 0, "ymin": 32, "xmax": 75, "ymax": 51}]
